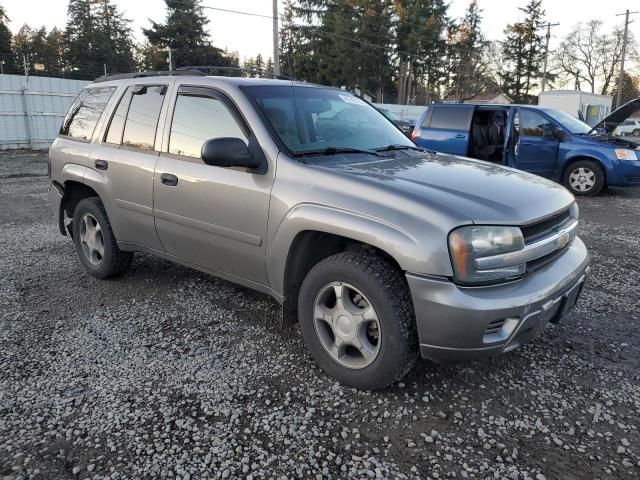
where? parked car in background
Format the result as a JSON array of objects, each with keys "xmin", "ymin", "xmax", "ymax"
[
  {"xmin": 614, "ymin": 118, "xmax": 640, "ymax": 137},
  {"xmin": 49, "ymin": 72, "xmax": 588, "ymax": 390},
  {"xmin": 377, "ymin": 107, "xmax": 415, "ymax": 137},
  {"xmin": 412, "ymin": 99, "xmax": 640, "ymax": 196}
]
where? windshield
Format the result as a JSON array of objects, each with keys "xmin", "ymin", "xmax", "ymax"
[
  {"xmin": 242, "ymin": 85, "xmax": 415, "ymax": 157},
  {"xmin": 542, "ymin": 108, "xmax": 591, "ymax": 135}
]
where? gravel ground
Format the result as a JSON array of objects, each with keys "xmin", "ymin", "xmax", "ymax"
[{"xmin": 1, "ymin": 150, "xmax": 639, "ymax": 480}]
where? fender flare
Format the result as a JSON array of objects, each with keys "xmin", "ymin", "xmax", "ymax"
[{"xmin": 266, "ymin": 203, "xmax": 425, "ymax": 297}]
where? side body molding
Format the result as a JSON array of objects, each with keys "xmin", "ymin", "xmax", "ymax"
[{"xmin": 266, "ymin": 203, "xmax": 424, "ymax": 297}]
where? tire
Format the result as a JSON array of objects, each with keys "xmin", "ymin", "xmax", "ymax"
[
  {"xmin": 298, "ymin": 250, "xmax": 418, "ymax": 390},
  {"xmin": 72, "ymin": 197, "xmax": 132, "ymax": 279},
  {"xmin": 633, "ymin": 129, "xmax": 640, "ymax": 137},
  {"xmin": 563, "ymin": 159, "xmax": 605, "ymax": 196}
]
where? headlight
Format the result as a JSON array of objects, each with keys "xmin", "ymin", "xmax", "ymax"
[
  {"xmin": 614, "ymin": 149, "xmax": 640, "ymax": 161},
  {"xmin": 449, "ymin": 226, "xmax": 525, "ymax": 285}
]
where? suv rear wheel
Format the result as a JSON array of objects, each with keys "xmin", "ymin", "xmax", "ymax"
[
  {"xmin": 298, "ymin": 251, "xmax": 418, "ymax": 390},
  {"xmin": 563, "ymin": 160, "xmax": 605, "ymax": 196},
  {"xmin": 72, "ymin": 197, "xmax": 132, "ymax": 279}
]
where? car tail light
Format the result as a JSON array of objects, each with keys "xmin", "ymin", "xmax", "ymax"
[{"xmin": 411, "ymin": 128, "xmax": 419, "ymax": 143}]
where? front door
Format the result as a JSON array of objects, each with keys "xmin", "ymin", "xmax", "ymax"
[
  {"xmin": 153, "ymin": 86, "xmax": 273, "ymax": 285},
  {"xmin": 512, "ymin": 108, "xmax": 559, "ymax": 178}
]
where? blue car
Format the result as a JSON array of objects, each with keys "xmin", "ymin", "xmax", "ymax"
[{"xmin": 411, "ymin": 99, "xmax": 640, "ymax": 196}]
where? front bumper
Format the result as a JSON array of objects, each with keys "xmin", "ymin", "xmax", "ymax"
[
  {"xmin": 407, "ymin": 237, "xmax": 589, "ymax": 363},
  {"xmin": 608, "ymin": 159, "xmax": 640, "ymax": 186}
]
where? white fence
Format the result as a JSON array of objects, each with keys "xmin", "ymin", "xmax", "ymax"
[{"xmin": 0, "ymin": 74, "xmax": 90, "ymax": 150}]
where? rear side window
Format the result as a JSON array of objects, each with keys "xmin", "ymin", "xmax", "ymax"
[
  {"xmin": 60, "ymin": 87, "xmax": 115, "ymax": 140},
  {"xmin": 121, "ymin": 85, "xmax": 166, "ymax": 150},
  {"xmin": 169, "ymin": 93, "xmax": 247, "ymax": 158},
  {"xmin": 429, "ymin": 107, "xmax": 472, "ymax": 130},
  {"xmin": 104, "ymin": 88, "xmax": 133, "ymax": 144}
]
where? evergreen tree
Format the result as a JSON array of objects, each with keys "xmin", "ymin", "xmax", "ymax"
[
  {"xmin": 500, "ymin": 0, "xmax": 545, "ymax": 103},
  {"xmin": 12, "ymin": 25, "xmax": 64, "ymax": 77},
  {"xmin": 142, "ymin": 0, "xmax": 238, "ymax": 70},
  {"xmin": 64, "ymin": 0, "xmax": 135, "ymax": 78},
  {"xmin": 610, "ymin": 73, "xmax": 640, "ymax": 108},
  {"xmin": 254, "ymin": 53, "xmax": 264, "ymax": 73},
  {"xmin": 448, "ymin": 1, "xmax": 492, "ymax": 101},
  {"xmin": 0, "ymin": 4, "xmax": 13, "ymax": 72},
  {"xmin": 395, "ymin": 0, "xmax": 449, "ymax": 104}
]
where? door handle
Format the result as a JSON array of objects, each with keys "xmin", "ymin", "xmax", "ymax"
[
  {"xmin": 94, "ymin": 160, "xmax": 108, "ymax": 170},
  {"xmin": 454, "ymin": 134, "xmax": 466, "ymax": 139},
  {"xmin": 160, "ymin": 173, "xmax": 178, "ymax": 186}
]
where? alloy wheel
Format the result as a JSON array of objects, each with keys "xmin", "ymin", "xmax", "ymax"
[
  {"xmin": 313, "ymin": 282, "xmax": 381, "ymax": 369},
  {"xmin": 79, "ymin": 213, "xmax": 105, "ymax": 266}
]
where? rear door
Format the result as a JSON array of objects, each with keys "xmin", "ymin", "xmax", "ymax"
[
  {"xmin": 512, "ymin": 108, "xmax": 559, "ymax": 178},
  {"xmin": 90, "ymin": 83, "xmax": 169, "ymax": 251},
  {"xmin": 414, "ymin": 105, "xmax": 473, "ymax": 155},
  {"xmin": 153, "ymin": 85, "xmax": 273, "ymax": 285}
]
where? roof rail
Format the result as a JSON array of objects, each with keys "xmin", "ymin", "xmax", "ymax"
[
  {"xmin": 93, "ymin": 70, "xmax": 205, "ymax": 83},
  {"xmin": 176, "ymin": 65, "xmax": 292, "ymax": 80}
]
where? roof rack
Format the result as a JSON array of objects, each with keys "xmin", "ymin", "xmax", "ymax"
[
  {"xmin": 93, "ymin": 70, "xmax": 205, "ymax": 83},
  {"xmin": 176, "ymin": 65, "xmax": 292, "ymax": 80}
]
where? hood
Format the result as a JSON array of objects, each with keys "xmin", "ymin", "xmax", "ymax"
[
  {"xmin": 321, "ymin": 152, "xmax": 574, "ymax": 225},
  {"xmin": 590, "ymin": 98, "xmax": 640, "ymax": 134}
]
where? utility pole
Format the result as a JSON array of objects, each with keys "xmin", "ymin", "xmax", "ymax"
[
  {"xmin": 616, "ymin": 9, "xmax": 638, "ymax": 107},
  {"xmin": 22, "ymin": 54, "xmax": 29, "ymax": 79},
  {"xmin": 166, "ymin": 47, "xmax": 173, "ymax": 71},
  {"xmin": 540, "ymin": 21, "xmax": 559, "ymax": 93},
  {"xmin": 273, "ymin": 0, "xmax": 280, "ymax": 76}
]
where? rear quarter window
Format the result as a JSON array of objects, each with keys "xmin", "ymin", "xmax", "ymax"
[
  {"xmin": 60, "ymin": 87, "xmax": 115, "ymax": 141},
  {"xmin": 428, "ymin": 107, "xmax": 473, "ymax": 130}
]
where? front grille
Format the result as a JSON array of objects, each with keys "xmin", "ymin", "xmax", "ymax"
[{"xmin": 521, "ymin": 209, "xmax": 572, "ymax": 244}]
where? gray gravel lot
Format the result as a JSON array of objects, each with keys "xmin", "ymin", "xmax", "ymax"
[{"xmin": 1, "ymin": 150, "xmax": 639, "ymax": 480}]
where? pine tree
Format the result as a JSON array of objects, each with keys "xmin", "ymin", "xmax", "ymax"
[
  {"xmin": 63, "ymin": 0, "xmax": 135, "ymax": 78},
  {"xmin": 449, "ymin": 0, "xmax": 492, "ymax": 101},
  {"xmin": 12, "ymin": 25, "xmax": 64, "ymax": 77},
  {"xmin": 0, "ymin": 4, "xmax": 14, "ymax": 72},
  {"xmin": 501, "ymin": 0, "xmax": 545, "ymax": 103},
  {"xmin": 142, "ymin": 0, "xmax": 237, "ymax": 70}
]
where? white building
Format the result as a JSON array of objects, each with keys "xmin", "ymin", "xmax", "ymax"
[{"xmin": 538, "ymin": 90, "xmax": 613, "ymax": 127}]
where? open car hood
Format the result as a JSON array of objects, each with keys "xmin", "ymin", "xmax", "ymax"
[{"xmin": 589, "ymin": 98, "xmax": 640, "ymax": 134}]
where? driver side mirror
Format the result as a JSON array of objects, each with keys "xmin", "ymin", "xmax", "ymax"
[
  {"xmin": 542, "ymin": 124, "xmax": 555, "ymax": 139},
  {"xmin": 201, "ymin": 137, "xmax": 261, "ymax": 170}
]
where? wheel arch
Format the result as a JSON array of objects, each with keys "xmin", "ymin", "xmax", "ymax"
[
  {"xmin": 270, "ymin": 204, "xmax": 424, "ymax": 325},
  {"xmin": 561, "ymin": 155, "xmax": 608, "ymax": 186}
]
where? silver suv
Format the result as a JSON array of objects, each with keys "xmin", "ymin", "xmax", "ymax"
[{"xmin": 48, "ymin": 72, "xmax": 589, "ymax": 390}]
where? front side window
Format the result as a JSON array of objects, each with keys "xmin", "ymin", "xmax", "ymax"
[
  {"xmin": 169, "ymin": 94, "xmax": 247, "ymax": 158},
  {"xmin": 517, "ymin": 110, "xmax": 552, "ymax": 137},
  {"xmin": 121, "ymin": 85, "xmax": 166, "ymax": 150},
  {"xmin": 242, "ymin": 85, "xmax": 414, "ymax": 158},
  {"xmin": 60, "ymin": 87, "xmax": 115, "ymax": 140}
]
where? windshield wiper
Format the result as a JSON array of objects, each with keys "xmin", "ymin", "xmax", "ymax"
[
  {"xmin": 293, "ymin": 147, "xmax": 383, "ymax": 158},
  {"xmin": 374, "ymin": 144, "xmax": 424, "ymax": 152}
]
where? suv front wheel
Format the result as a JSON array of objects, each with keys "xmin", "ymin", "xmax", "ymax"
[
  {"xmin": 298, "ymin": 251, "xmax": 418, "ymax": 390},
  {"xmin": 72, "ymin": 197, "xmax": 133, "ymax": 279}
]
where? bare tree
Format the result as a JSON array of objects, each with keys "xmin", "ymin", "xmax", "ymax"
[{"xmin": 553, "ymin": 20, "xmax": 634, "ymax": 94}]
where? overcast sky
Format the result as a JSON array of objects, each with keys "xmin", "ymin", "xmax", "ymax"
[{"xmin": 3, "ymin": 0, "xmax": 639, "ymax": 69}]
